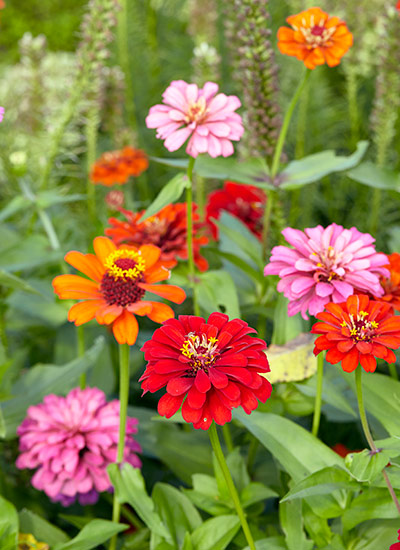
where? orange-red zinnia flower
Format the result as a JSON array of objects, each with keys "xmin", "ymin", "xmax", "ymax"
[
  {"xmin": 277, "ymin": 7, "xmax": 353, "ymax": 69},
  {"xmin": 312, "ymin": 295, "xmax": 400, "ymax": 373},
  {"xmin": 375, "ymin": 253, "xmax": 400, "ymax": 311},
  {"xmin": 53, "ymin": 237, "xmax": 186, "ymax": 345},
  {"xmin": 90, "ymin": 147, "xmax": 148, "ymax": 186},
  {"xmin": 106, "ymin": 203, "xmax": 209, "ymax": 272}
]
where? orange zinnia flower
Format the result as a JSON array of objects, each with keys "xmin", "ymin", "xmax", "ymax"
[
  {"xmin": 375, "ymin": 253, "xmax": 400, "ymax": 311},
  {"xmin": 312, "ymin": 295, "xmax": 400, "ymax": 373},
  {"xmin": 90, "ymin": 147, "xmax": 148, "ymax": 186},
  {"xmin": 277, "ymin": 7, "xmax": 353, "ymax": 69},
  {"xmin": 53, "ymin": 237, "xmax": 186, "ymax": 345},
  {"xmin": 106, "ymin": 203, "xmax": 209, "ymax": 272}
]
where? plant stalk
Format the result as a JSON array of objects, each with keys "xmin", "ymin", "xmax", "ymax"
[
  {"xmin": 312, "ymin": 352, "xmax": 324, "ymax": 437},
  {"xmin": 208, "ymin": 423, "xmax": 256, "ymax": 550},
  {"xmin": 186, "ymin": 156, "xmax": 200, "ymax": 316}
]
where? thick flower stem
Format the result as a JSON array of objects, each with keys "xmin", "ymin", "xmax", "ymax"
[
  {"xmin": 208, "ymin": 423, "xmax": 256, "ymax": 550},
  {"xmin": 186, "ymin": 156, "xmax": 200, "ymax": 316},
  {"xmin": 110, "ymin": 343, "xmax": 131, "ymax": 550},
  {"xmin": 389, "ymin": 363, "xmax": 399, "ymax": 381},
  {"xmin": 355, "ymin": 367, "xmax": 400, "ymax": 516},
  {"xmin": 77, "ymin": 325, "xmax": 86, "ymax": 389},
  {"xmin": 222, "ymin": 423, "xmax": 234, "ymax": 453},
  {"xmin": 312, "ymin": 352, "xmax": 324, "ymax": 437}
]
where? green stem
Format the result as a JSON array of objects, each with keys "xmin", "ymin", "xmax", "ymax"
[
  {"xmin": 261, "ymin": 189, "xmax": 275, "ymax": 258},
  {"xmin": 118, "ymin": 0, "xmax": 137, "ymax": 131},
  {"xmin": 86, "ymin": 105, "xmax": 99, "ymax": 228},
  {"xmin": 208, "ymin": 423, "xmax": 256, "ymax": 550},
  {"xmin": 312, "ymin": 352, "xmax": 324, "ymax": 437},
  {"xmin": 77, "ymin": 325, "xmax": 86, "ymax": 389},
  {"xmin": 346, "ymin": 68, "xmax": 359, "ymax": 148},
  {"xmin": 369, "ymin": 189, "xmax": 381, "ymax": 235},
  {"xmin": 110, "ymin": 344, "xmax": 131, "ymax": 550},
  {"xmin": 389, "ymin": 362, "xmax": 399, "ymax": 381},
  {"xmin": 195, "ymin": 175, "xmax": 206, "ymax": 221},
  {"xmin": 270, "ymin": 69, "xmax": 311, "ymax": 179},
  {"xmin": 186, "ymin": 157, "xmax": 199, "ymax": 316},
  {"xmin": 355, "ymin": 367, "xmax": 400, "ymax": 515},
  {"xmin": 222, "ymin": 423, "xmax": 234, "ymax": 453},
  {"xmin": 247, "ymin": 437, "xmax": 259, "ymax": 473}
]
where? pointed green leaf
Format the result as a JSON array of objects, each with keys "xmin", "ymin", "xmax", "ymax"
[
  {"xmin": 347, "ymin": 161, "xmax": 400, "ymax": 191},
  {"xmin": 345, "ymin": 448, "xmax": 393, "ymax": 482},
  {"xmin": 342, "ymin": 488, "xmax": 400, "ymax": 531},
  {"xmin": 0, "ymin": 270, "xmax": 40, "ymax": 294},
  {"xmin": 0, "ymin": 496, "xmax": 18, "ymax": 550},
  {"xmin": 139, "ymin": 173, "xmax": 188, "ymax": 222},
  {"xmin": 191, "ymin": 515, "xmax": 240, "ymax": 550},
  {"xmin": 19, "ymin": 509, "xmax": 69, "ymax": 545},
  {"xmin": 53, "ymin": 519, "xmax": 126, "ymax": 550},
  {"xmin": 280, "ymin": 500, "xmax": 313, "ymax": 550}
]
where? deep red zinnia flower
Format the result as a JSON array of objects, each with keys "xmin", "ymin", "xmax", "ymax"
[
  {"xmin": 106, "ymin": 203, "xmax": 208, "ymax": 271},
  {"xmin": 312, "ymin": 294, "xmax": 400, "ymax": 373},
  {"xmin": 390, "ymin": 529, "xmax": 400, "ymax": 549},
  {"xmin": 206, "ymin": 181, "xmax": 266, "ymax": 240},
  {"xmin": 139, "ymin": 313, "xmax": 272, "ymax": 429}
]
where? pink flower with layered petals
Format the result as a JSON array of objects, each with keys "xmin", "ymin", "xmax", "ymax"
[
  {"xmin": 16, "ymin": 387, "xmax": 141, "ymax": 506},
  {"xmin": 145, "ymin": 80, "xmax": 244, "ymax": 158},
  {"xmin": 264, "ymin": 224, "xmax": 389, "ymax": 320},
  {"xmin": 0, "ymin": 107, "xmax": 4, "ymax": 122}
]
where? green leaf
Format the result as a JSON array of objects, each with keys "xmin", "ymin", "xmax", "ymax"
[
  {"xmin": 1, "ymin": 337, "xmax": 104, "ymax": 438},
  {"xmin": 0, "ymin": 270, "xmax": 40, "ymax": 294},
  {"xmin": 207, "ymin": 248, "xmax": 264, "ymax": 284},
  {"xmin": 216, "ymin": 212, "xmax": 264, "ymax": 268},
  {"xmin": 303, "ymin": 501, "xmax": 332, "ymax": 548},
  {"xmin": 349, "ymin": 519, "xmax": 399, "ymax": 550},
  {"xmin": 197, "ymin": 270, "xmax": 240, "ymax": 319},
  {"xmin": 152, "ymin": 483, "xmax": 202, "ymax": 548},
  {"xmin": 184, "ymin": 474, "xmax": 231, "ymax": 516},
  {"xmin": 240, "ymin": 482, "xmax": 278, "ymax": 508},
  {"xmin": 0, "ymin": 234, "xmax": 62, "ymax": 272},
  {"xmin": 0, "ymin": 195, "xmax": 31, "ymax": 223},
  {"xmin": 280, "ymin": 466, "xmax": 359, "ymax": 502},
  {"xmin": 280, "ymin": 141, "xmax": 368, "ymax": 189},
  {"xmin": 243, "ymin": 538, "xmax": 287, "ymax": 550},
  {"xmin": 347, "ymin": 161, "xmax": 400, "ymax": 191},
  {"xmin": 53, "ymin": 519, "xmax": 127, "ymax": 550},
  {"xmin": 36, "ymin": 191, "xmax": 86, "ymax": 208},
  {"xmin": 191, "ymin": 515, "xmax": 240, "ymax": 550},
  {"xmin": 108, "ymin": 463, "xmax": 172, "ymax": 544},
  {"xmin": 0, "ymin": 496, "xmax": 18, "ymax": 550},
  {"xmin": 19, "ymin": 508, "xmax": 69, "ymax": 545},
  {"xmin": 139, "ymin": 173, "xmax": 188, "ymax": 222},
  {"xmin": 271, "ymin": 295, "xmax": 304, "ymax": 346},
  {"xmin": 342, "ymin": 488, "xmax": 400, "ymax": 530},
  {"xmin": 345, "ymin": 448, "xmax": 393, "ymax": 482},
  {"xmin": 280, "ymin": 500, "xmax": 313, "ymax": 550}
]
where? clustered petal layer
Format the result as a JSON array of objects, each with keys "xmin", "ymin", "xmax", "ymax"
[
  {"xmin": 146, "ymin": 80, "xmax": 244, "ymax": 158},
  {"xmin": 312, "ymin": 294, "xmax": 400, "ymax": 373},
  {"xmin": 106, "ymin": 203, "xmax": 209, "ymax": 272},
  {"xmin": 139, "ymin": 312, "xmax": 272, "ymax": 430},
  {"xmin": 53, "ymin": 237, "xmax": 186, "ymax": 345},
  {"xmin": 206, "ymin": 181, "xmax": 266, "ymax": 240},
  {"xmin": 16, "ymin": 387, "xmax": 141, "ymax": 506},
  {"xmin": 374, "ymin": 252, "xmax": 400, "ymax": 311},
  {"xmin": 390, "ymin": 529, "xmax": 400, "ymax": 549},
  {"xmin": 277, "ymin": 7, "xmax": 353, "ymax": 69},
  {"xmin": 90, "ymin": 146, "xmax": 148, "ymax": 186},
  {"xmin": 264, "ymin": 224, "xmax": 389, "ymax": 319}
]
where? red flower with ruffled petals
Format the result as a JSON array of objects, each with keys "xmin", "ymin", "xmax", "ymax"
[
  {"xmin": 139, "ymin": 313, "xmax": 272, "ymax": 429},
  {"xmin": 106, "ymin": 203, "xmax": 208, "ymax": 272},
  {"xmin": 390, "ymin": 529, "xmax": 400, "ymax": 549},
  {"xmin": 312, "ymin": 295, "xmax": 400, "ymax": 373},
  {"xmin": 206, "ymin": 181, "xmax": 266, "ymax": 240}
]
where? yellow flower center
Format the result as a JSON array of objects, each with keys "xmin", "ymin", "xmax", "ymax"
[
  {"xmin": 186, "ymin": 97, "xmax": 207, "ymax": 124},
  {"xmin": 104, "ymin": 249, "xmax": 146, "ymax": 280},
  {"xmin": 293, "ymin": 15, "xmax": 336, "ymax": 48},
  {"xmin": 181, "ymin": 333, "xmax": 219, "ymax": 373},
  {"xmin": 341, "ymin": 312, "xmax": 379, "ymax": 342}
]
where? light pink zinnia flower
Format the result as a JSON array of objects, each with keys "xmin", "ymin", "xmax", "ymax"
[
  {"xmin": 16, "ymin": 387, "xmax": 141, "ymax": 506},
  {"xmin": 145, "ymin": 80, "xmax": 244, "ymax": 158},
  {"xmin": 0, "ymin": 107, "xmax": 4, "ymax": 122},
  {"xmin": 264, "ymin": 223, "xmax": 389, "ymax": 319}
]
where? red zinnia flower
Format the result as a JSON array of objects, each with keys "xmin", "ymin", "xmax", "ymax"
[
  {"xmin": 375, "ymin": 253, "xmax": 400, "ymax": 311},
  {"xmin": 390, "ymin": 529, "xmax": 400, "ymax": 550},
  {"xmin": 139, "ymin": 313, "xmax": 272, "ymax": 430},
  {"xmin": 206, "ymin": 181, "xmax": 266, "ymax": 240},
  {"xmin": 90, "ymin": 147, "xmax": 148, "ymax": 186},
  {"xmin": 312, "ymin": 295, "xmax": 400, "ymax": 373},
  {"xmin": 332, "ymin": 443, "xmax": 360, "ymax": 458},
  {"xmin": 53, "ymin": 237, "xmax": 186, "ymax": 346},
  {"xmin": 106, "ymin": 203, "xmax": 209, "ymax": 272}
]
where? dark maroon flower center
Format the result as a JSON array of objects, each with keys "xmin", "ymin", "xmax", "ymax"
[
  {"xmin": 311, "ymin": 25, "xmax": 325, "ymax": 36},
  {"xmin": 101, "ymin": 250, "xmax": 146, "ymax": 307},
  {"xmin": 180, "ymin": 332, "xmax": 219, "ymax": 375},
  {"xmin": 341, "ymin": 311, "xmax": 379, "ymax": 343}
]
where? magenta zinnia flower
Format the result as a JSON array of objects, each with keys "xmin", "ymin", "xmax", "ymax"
[
  {"xmin": 264, "ymin": 224, "xmax": 389, "ymax": 319},
  {"xmin": 16, "ymin": 387, "xmax": 141, "ymax": 506},
  {"xmin": 145, "ymin": 80, "xmax": 244, "ymax": 158},
  {"xmin": 0, "ymin": 107, "xmax": 4, "ymax": 122}
]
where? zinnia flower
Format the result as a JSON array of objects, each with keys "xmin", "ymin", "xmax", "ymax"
[
  {"xmin": 390, "ymin": 530, "xmax": 400, "ymax": 550},
  {"xmin": 145, "ymin": 80, "xmax": 244, "ymax": 158},
  {"xmin": 16, "ymin": 387, "xmax": 141, "ymax": 506},
  {"xmin": 106, "ymin": 203, "xmax": 209, "ymax": 271},
  {"xmin": 53, "ymin": 237, "xmax": 186, "ymax": 345},
  {"xmin": 264, "ymin": 224, "xmax": 389, "ymax": 319},
  {"xmin": 105, "ymin": 189, "xmax": 125, "ymax": 210},
  {"xmin": 18, "ymin": 534, "xmax": 49, "ymax": 550},
  {"xmin": 0, "ymin": 107, "xmax": 4, "ymax": 122},
  {"xmin": 206, "ymin": 181, "xmax": 266, "ymax": 240},
  {"xmin": 311, "ymin": 294, "xmax": 400, "ymax": 373},
  {"xmin": 374, "ymin": 253, "xmax": 400, "ymax": 311},
  {"xmin": 332, "ymin": 443, "xmax": 360, "ymax": 458},
  {"xmin": 90, "ymin": 146, "xmax": 148, "ymax": 186},
  {"xmin": 277, "ymin": 7, "xmax": 353, "ymax": 69},
  {"xmin": 139, "ymin": 312, "xmax": 272, "ymax": 430}
]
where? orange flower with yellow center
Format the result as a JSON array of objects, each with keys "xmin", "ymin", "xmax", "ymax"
[
  {"xmin": 53, "ymin": 237, "xmax": 186, "ymax": 345},
  {"xmin": 277, "ymin": 7, "xmax": 353, "ymax": 69}
]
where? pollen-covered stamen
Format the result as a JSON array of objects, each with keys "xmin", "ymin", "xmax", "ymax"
[
  {"xmin": 185, "ymin": 97, "xmax": 207, "ymax": 125},
  {"xmin": 341, "ymin": 311, "xmax": 379, "ymax": 342},
  {"xmin": 312, "ymin": 246, "xmax": 345, "ymax": 282},
  {"xmin": 181, "ymin": 332, "xmax": 219, "ymax": 375},
  {"xmin": 100, "ymin": 249, "xmax": 146, "ymax": 307},
  {"xmin": 299, "ymin": 16, "xmax": 336, "ymax": 48}
]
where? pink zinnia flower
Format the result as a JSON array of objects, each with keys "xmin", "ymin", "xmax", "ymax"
[
  {"xmin": 264, "ymin": 224, "xmax": 389, "ymax": 319},
  {"xmin": 145, "ymin": 80, "xmax": 244, "ymax": 158},
  {"xmin": 16, "ymin": 387, "xmax": 141, "ymax": 506},
  {"xmin": 0, "ymin": 107, "xmax": 4, "ymax": 122}
]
